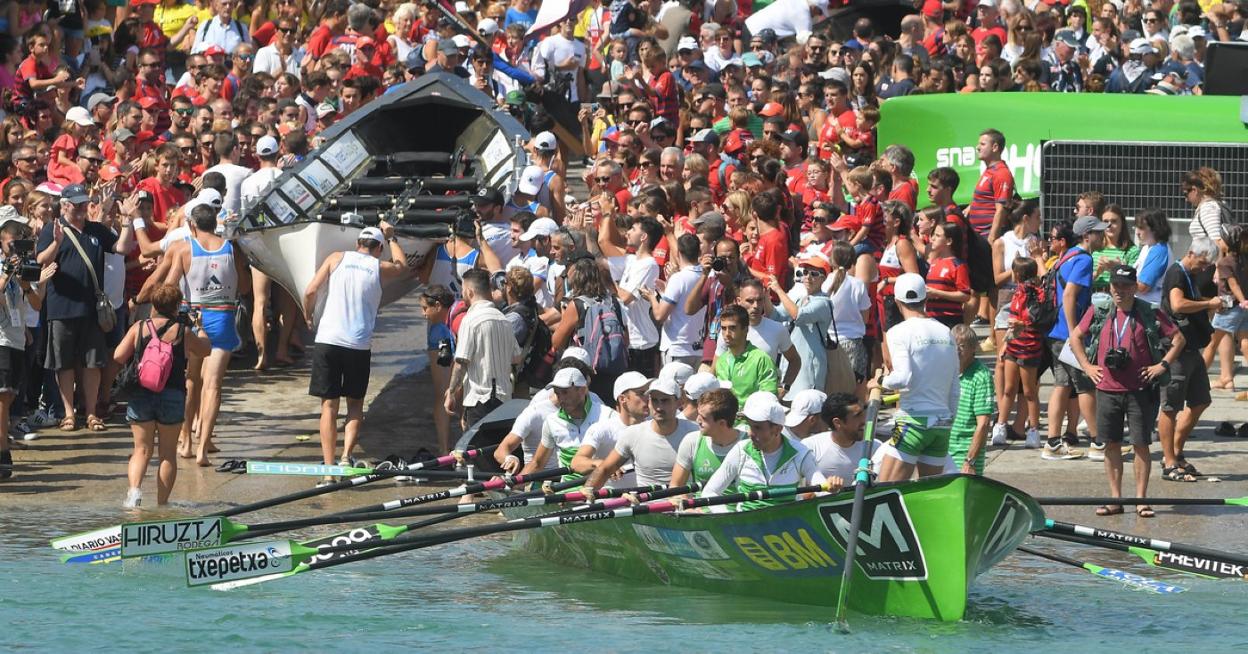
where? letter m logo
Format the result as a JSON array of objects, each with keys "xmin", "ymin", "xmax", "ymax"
[{"xmin": 817, "ymin": 490, "xmax": 928, "ymax": 580}]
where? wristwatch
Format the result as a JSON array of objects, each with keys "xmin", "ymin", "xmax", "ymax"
[{"xmin": 1159, "ymin": 360, "xmax": 1171, "ymax": 371}]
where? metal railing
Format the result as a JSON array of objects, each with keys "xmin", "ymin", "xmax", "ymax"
[{"xmin": 1040, "ymin": 140, "xmax": 1248, "ymax": 254}]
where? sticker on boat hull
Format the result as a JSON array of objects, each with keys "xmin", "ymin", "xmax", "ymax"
[
  {"xmin": 720, "ymin": 518, "xmax": 841, "ymax": 578},
  {"xmin": 632, "ymin": 525, "xmax": 730, "ymax": 560},
  {"xmin": 818, "ymin": 490, "xmax": 928, "ymax": 581},
  {"xmin": 979, "ymin": 494, "xmax": 1032, "ymax": 574}
]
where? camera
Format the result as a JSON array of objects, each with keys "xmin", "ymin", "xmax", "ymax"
[
  {"xmin": 453, "ymin": 208, "xmax": 478, "ymax": 238},
  {"xmin": 5, "ymin": 239, "xmax": 40, "ymax": 283},
  {"xmin": 710, "ymin": 256, "xmax": 728, "ymax": 272},
  {"xmin": 1221, "ymin": 295, "xmax": 1235, "ymax": 311},
  {"xmin": 436, "ymin": 338, "xmax": 453, "ymax": 367},
  {"xmin": 1102, "ymin": 347, "xmax": 1129, "ymax": 370},
  {"xmin": 176, "ymin": 308, "xmax": 200, "ymax": 327}
]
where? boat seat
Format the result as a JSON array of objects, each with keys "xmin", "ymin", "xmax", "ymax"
[
  {"xmin": 348, "ymin": 177, "xmax": 413, "ymax": 192},
  {"xmin": 373, "ymin": 152, "xmax": 477, "ymax": 165},
  {"xmin": 418, "ymin": 178, "xmax": 481, "ymax": 193}
]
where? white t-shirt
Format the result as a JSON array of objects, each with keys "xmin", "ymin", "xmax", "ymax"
[
  {"xmin": 619, "ymin": 254, "xmax": 660, "ymax": 350},
  {"xmin": 801, "ymin": 434, "xmax": 881, "ymax": 481},
  {"xmin": 531, "ymin": 34, "xmax": 587, "ymax": 102},
  {"xmin": 744, "ymin": 0, "xmax": 817, "ymax": 39},
  {"xmin": 614, "ymin": 418, "xmax": 700, "ymax": 485},
  {"xmin": 882, "ymin": 317, "xmax": 960, "ymax": 422},
  {"xmin": 204, "ymin": 162, "xmax": 253, "ymax": 216},
  {"xmin": 582, "ymin": 414, "xmax": 636, "ymax": 488},
  {"xmin": 826, "ymin": 274, "xmax": 870, "ymax": 341},
  {"xmin": 480, "ymin": 221, "xmax": 520, "ymax": 273},
  {"xmin": 510, "ymin": 389, "xmax": 559, "ymax": 469},
  {"xmin": 659, "ymin": 266, "xmax": 707, "ymax": 357},
  {"xmin": 252, "ymin": 43, "xmax": 305, "ymax": 78},
  {"xmin": 716, "ymin": 316, "xmax": 790, "ymax": 361},
  {"xmin": 506, "ymin": 250, "xmax": 552, "ymax": 309},
  {"xmin": 239, "ymin": 167, "xmax": 283, "ymax": 214}
]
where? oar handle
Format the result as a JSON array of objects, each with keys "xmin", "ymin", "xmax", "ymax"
[{"xmin": 1044, "ymin": 520, "xmax": 1248, "ymax": 567}]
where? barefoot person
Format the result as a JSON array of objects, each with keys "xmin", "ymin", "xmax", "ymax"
[
  {"xmin": 113, "ymin": 284, "xmax": 211, "ymax": 507},
  {"xmin": 304, "ymin": 224, "xmax": 407, "ymax": 484}
]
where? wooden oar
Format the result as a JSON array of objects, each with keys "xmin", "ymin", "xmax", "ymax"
[
  {"xmin": 1016, "ymin": 545, "xmax": 1186, "ymax": 594},
  {"xmin": 834, "ymin": 371, "xmax": 884, "ymax": 633},
  {"xmin": 1042, "ymin": 519, "xmax": 1248, "ymax": 573},
  {"xmin": 53, "ymin": 445, "xmax": 498, "ymax": 563},
  {"xmin": 1039, "ymin": 531, "xmax": 1248, "ymax": 581}
]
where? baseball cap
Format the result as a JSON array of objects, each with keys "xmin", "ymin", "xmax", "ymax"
[
  {"xmin": 818, "ymin": 67, "xmax": 851, "ymax": 86},
  {"xmin": 473, "ymin": 186, "xmax": 503, "ymax": 205},
  {"xmin": 759, "ymin": 102, "xmax": 784, "ymax": 117},
  {"xmin": 520, "ymin": 217, "xmax": 559, "ymax": 241},
  {"xmin": 358, "ymin": 226, "xmax": 385, "ymax": 243},
  {"xmin": 741, "ymin": 392, "xmax": 785, "ymax": 425},
  {"xmin": 756, "ymin": 28, "xmax": 778, "ymax": 44},
  {"xmin": 0, "ymin": 205, "xmax": 29, "ymax": 229},
  {"xmin": 255, "ymin": 135, "xmax": 279, "ymax": 156},
  {"xmin": 1129, "ymin": 38, "xmax": 1157, "ymax": 55},
  {"xmin": 549, "ymin": 367, "xmax": 589, "ymax": 389},
  {"xmin": 137, "ymin": 96, "xmax": 162, "ymax": 111},
  {"xmin": 647, "ymin": 377, "xmax": 681, "ymax": 398},
  {"xmin": 532, "ymin": 131, "xmax": 557, "ymax": 152},
  {"xmin": 1110, "ymin": 265, "xmax": 1137, "ymax": 285},
  {"xmin": 61, "ymin": 184, "xmax": 91, "ymax": 204},
  {"xmin": 685, "ymin": 59, "xmax": 708, "ymax": 73},
  {"xmin": 658, "ymin": 361, "xmax": 695, "ymax": 389},
  {"xmin": 977, "ymin": 0, "xmax": 997, "ymax": 7},
  {"xmin": 784, "ymin": 389, "xmax": 827, "ymax": 428},
  {"xmin": 561, "ymin": 347, "xmax": 591, "ymax": 365},
  {"xmin": 66, "ymin": 106, "xmax": 95, "ymax": 127},
  {"xmin": 86, "ymin": 92, "xmax": 117, "ymax": 112},
  {"xmin": 516, "ymin": 165, "xmax": 544, "ymax": 196},
  {"xmin": 1054, "ymin": 29, "xmax": 1080, "ymax": 47},
  {"xmin": 895, "ymin": 272, "xmax": 927, "ymax": 303},
  {"xmin": 1186, "ymin": 26, "xmax": 1208, "ymax": 40},
  {"xmin": 613, "ymin": 371, "xmax": 651, "ymax": 399},
  {"xmin": 691, "ymin": 211, "xmax": 726, "ymax": 229},
  {"xmin": 1073, "ymin": 215, "xmax": 1110, "ymax": 236},
  {"xmin": 741, "ymin": 52, "xmax": 763, "ymax": 68},
  {"xmin": 796, "ymin": 252, "xmax": 831, "ymax": 273},
  {"xmin": 112, "ymin": 127, "xmax": 135, "ymax": 142},
  {"xmin": 184, "ymin": 188, "xmax": 223, "ymax": 218},
  {"xmin": 439, "ymin": 38, "xmax": 461, "ymax": 55},
  {"xmin": 842, "ymin": 40, "xmax": 864, "ymax": 52},
  {"xmin": 780, "ymin": 128, "xmax": 807, "ymax": 145},
  {"xmin": 720, "ymin": 56, "xmax": 744, "ymax": 68},
  {"xmin": 504, "ymin": 89, "xmax": 527, "ymax": 105},
  {"xmin": 677, "ymin": 36, "xmax": 699, "ymax": 52},
  {"xmin": 452, "ymin": 35, "xmax": 472, "ymax": 49},
  {"xmin": 688, "ymin": 128, "xmax": 720, "ymax": 146},
  {"xmin": 405, "ymin": 49, "xmax": 424, "ymax": 71},
  {"xmin": 203, "ymin": 45, "xmax": 226, "ymax": 57},
  {"xmin": 477, "ymin": 18, "xmax": 500, "ymax": 36},
  {"xmin": 316, "ymin": 102, "xmax": 338, "ymax": 119},
  {"xmin": 684, "ymin": 372, "xmax": 730, "ymax": 401}
]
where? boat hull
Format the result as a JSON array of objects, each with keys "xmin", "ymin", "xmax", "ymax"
[{"xmin": 504, "ymin": 475, "xmax": 1044, "ymax": 621}]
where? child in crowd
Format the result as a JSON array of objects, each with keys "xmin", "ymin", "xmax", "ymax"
[
  {"xmin": 995, "ymin": 257, "xmax": 1044, "ymax": 447},
  {"xmin": 951, "ymin": 324, "xmax": 994, "ymax": 475},
  {"xmin": 924, "ymin": 221, "xmax": 972, "ymax": 328},
  {"xmin": 420, "ymin": 285, "xmax": 456, "ymax": 454},
  {"xmin": 844, "ymin": 166, "xmax": 889, "ymax": 258}
]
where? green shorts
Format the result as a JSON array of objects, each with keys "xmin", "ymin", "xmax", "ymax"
[
  {"xmin": 948, "ymin": 429, "xmax": 984, "ymax": 475},
  {"xmin": 888, "ymin": 416, "xmax": 951, "ymax": 465}
]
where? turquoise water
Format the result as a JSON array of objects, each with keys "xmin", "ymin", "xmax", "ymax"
[{"xmin": 4, "ymin": 504, "xmax": 1246, "ymax": 652}]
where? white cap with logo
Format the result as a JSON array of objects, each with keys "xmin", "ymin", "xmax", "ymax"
[
  {"xmin": 532, "ymin": 131, "xmax": 558, "ymax": 152},
  {"xmin": 549, "ymin": 367, "xmax": 588, "ymax": 389},
  {"xmin": 647, "ymin": 377, "xmax": 682, "ymax": 398},
  {"xmin": 517, "ymin": 165, "xmax": 545, "ymax": 196},
  {"xmin": 894, "ymin": 273, "xmax": 927, "ymax": 303},
  {"xmin": 520, "ymin": 217, "xmax": 559, "ymax": 241},
  {"xmin": 784, "ymin": 389, "xmax": 827, "ymax": 428},
  {"xmin": 561, "ymin": 347, "xmax": 590, "ymax": 365},
  {"xmin": 741, "ymin": 392, "xmax": 785, "ymax": 425},
  {"xmin": 658, "ymin": 361, "xmax": 695, "ymax": 389},
  {"xmin": 613, "ymin": 371, "xmax": 651, "ymax": 399}
]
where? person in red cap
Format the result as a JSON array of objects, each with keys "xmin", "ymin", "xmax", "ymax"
[{"xmin": 344, "ymin": 36, "xmax": 383, "ymax": 80}]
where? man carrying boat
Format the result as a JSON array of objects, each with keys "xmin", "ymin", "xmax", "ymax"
[
  {"xmin": 571, "ymin": 371, "xmax": 651, "ymax": 486},
  {"xmin": 670, "ymin": 388, "xmax": 743, "ymax": 486},
  {"xmin": 874, "ymin": 273, "xmax": 960, "ymax": 483},
  {"xmin": 521, "ymin": 367, "xmax": 614, "ymax": 477},
  {"xmin": 700, "ymin": 392, "xmax": 839, "ymax": 511},
  {"xmin": 583, "ymin": 377, "xmax": 700, "ymax": 490}
]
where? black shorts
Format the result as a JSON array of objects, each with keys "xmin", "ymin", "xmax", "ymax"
[
  {"xmin": 0, "ymin": 346, "xmax": 25, "ymax": 394},
  {"xmin": 309, "ymin": 343, "xmax": 372, "ymax": 400},
  {"xmin": 1095, "ymin": 389, "xmax": 1158, "ymax": 447},
  {"xmin": 45, "ymin": 317, "xmax": 107, "ymax": 371},
  {"xmin": 1003, "ymin": 351, "xmax": 1041, "ymax": 368},
  {"xmin": 1160, "ymin": 349, "xmax": 1212, "ymax": 413}
]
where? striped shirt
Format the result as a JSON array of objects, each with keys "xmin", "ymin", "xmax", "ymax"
[
  {"xmin": 926, "ymin": 257, "xmax": 970, "ymax": 320},
  {"xmin": 454, "ymin": 300, "xmax": 521, "ymax": 407},
  {"xmin": 966, "ymin": 161, "xmax": 1014, "ymax": 237},
  {"xmin": 952, "ymin": 360, "xmax": 995, "ymax": 437}
]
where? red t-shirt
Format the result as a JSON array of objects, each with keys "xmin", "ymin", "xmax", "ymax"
[
  {"xmin": 816, "ymin": 109, "xmax": 857, "ymax": 160},
  {"xmin": 15, "ymin": 56, "xmax": 51, "ymax": 96},
  {"xmin": 252, "ymin": 20, "xmax": 277, "ymax": 47},
  {"xmin": 306, "ymin": 24, "xmax": 337, "ymax": 59},
  {"xmin": 130, "ymin": 177, "xmax": 184, "ymax": 296},
  {"xmin": 925, "ymin": 256, "xmax": 971, "ymax": 320},
  {"xmin": 966, "ymin": 160, "xmax": 1014, "ymax": 237},
  {"xmin": 139, "ymin": 21, "xmax": 170, "ymax": 52},
  {"xmin": 749, "ymin": 226, "xmax": 789, "ymax": 280},
  {"xmin": 646, "ymin": 70, "xmax": 679, "ymax": 124},
  {"xmin": 855, "ymin": 195, "xmax": 885, "ymax": 252},
  {"xmin": 1006, "ymin": 281, "xmax": 1044, "ymax": 359},
  {"xmin": 889, "ymin": 178, "xmax": 919, "ymax": 210},
  {"xmin": 971, "ymin": 25, "xmax": 1008, "ymax": 47}
]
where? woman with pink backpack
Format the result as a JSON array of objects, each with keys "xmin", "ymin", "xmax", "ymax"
[{"xmin": 112, "ymin": 283, "xmax": 211, "ymax": 508}]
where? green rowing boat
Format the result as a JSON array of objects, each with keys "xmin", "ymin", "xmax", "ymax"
[{"xmin": 500, "ymin": 474, "xmax": 1044, "ymax": 621}]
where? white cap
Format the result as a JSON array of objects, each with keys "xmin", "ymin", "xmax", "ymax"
[
  {"xmin": 517, "ymin": 165, "xmax": 545, "ymax": 195},
  {"xmin": 658, "ymin": 361, "xmax": 695, "ymax": 389},
  {"xmin": 477, "ymin": 18, "xmax": 499, "ymax": 36},
  {"xmin": 454, "ymin": 1, "xmax": 471, "ymax": 11},
  {"xmin": 452, "ymin": 34, "xmax": 473, "ymax": 49},
  {"xmin": 66, "ymin": 106, "xmax": 95, "ymax": 127},
  {"xmin": 976, "ymin": 0, "xmax": 997, "ymax": 6},
  {"xmin": 784, "ymin": 390, "xmax": 827, "ymax": 428},
  {"xmin": 647, "ymin": 377, "xmax": 681, "ymax": 398},
  {"xmin": 613, "ymin": 371, "xmax": 651, "ymax": 399},
  {"xmin": 184, "ymin": 188, "xmax": 223, "ymax": 218},
  {"xmin": 255, "ymin": 135, "xmax": 279, "ymax": 156},
  {"xmin": 684, "ymin": 372, "xmax": 730, "ymax": 401},
  {"xmin": 532, "ymin": 131, "xmax": 557, "ymax": 152},
  {"xmin": 894, "ymin": 272, "xmax": 927, "ymax": 303},
  {"xmin": 1186, "ymin": 25, "xmax": 1207, "ymax": 40},
  {"xmin": 741, "ymin": 392, "xmax": 785, "ymax": 425},
  {"xmin": 1129, "ymin": 37, "xmax": 1157, "ymax": 55},
  {"xmin": 561, "ymin": 347, "xmax": 590, "ymax": 365},
  {"xmin": 520, "ymin": 217, "xmax": 559, "ymax": 241},
  {"xmin": 677, "ymin": 36, "xmax": 699, "ymax": 52},
  {"xmin": 358, "ymin": 226, "xmax": 385, "ymax": 243},
  {"xmin": 549, "ymin": 367, "xmax": 588, "ymax": 389}
]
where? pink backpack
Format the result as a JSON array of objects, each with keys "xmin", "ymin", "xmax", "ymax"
[{"xmin": 137, "ymin": 320, "xmax": 175, "ymax": 393}]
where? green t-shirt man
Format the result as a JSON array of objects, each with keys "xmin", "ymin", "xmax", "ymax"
[{"xmin": 714, "ymin": 343, "xmax": 779, "ymax": 406}]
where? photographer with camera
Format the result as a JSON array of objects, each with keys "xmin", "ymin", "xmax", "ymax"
[
  {"xmin": 1070, "ymin": 265, "xmax": 1185, "ymax": 519},
  {"xmin": 303, "ymin": 222, "xmax": 407, "ymax": 483},
  {"xmin": 0, "ymin": 214, "xmax": 54, "ymax": 477}
]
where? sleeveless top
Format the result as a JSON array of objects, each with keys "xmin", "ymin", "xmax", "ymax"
[
  {"xmin": 998, "ymin": 230, "xmax": 1029, "ymax": 290},
  {"xmin": 691, "ymin": 435, "xmax": 735, "ymax": 486},
  {"xmin": 536, "ymin": 170, "xmax": 558, "ymax": 213},
  {"xmin": 429, "ymin": 243, "xmax": 479, "ymax": 297},
  {"xmin": 878, "ymin": 237, "xmax": 908, "ymax": 297},
  {"xmin": 315, "ymin": 251, "xmax": 382, "ymax": 350},
  {"xmin": 137, "ymin": 320, "xmax": 189, "ymax": 391},
  {"xmin": 187, "ymin": 238, "xmax": 239, "ymax": 310}
]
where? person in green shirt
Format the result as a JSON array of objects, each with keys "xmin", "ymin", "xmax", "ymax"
[
  {"xmin": 950, "ymin": 325, "xmax": 995, "ymax": 475},
  {"xmin": 1092, "ymin": 205, "xmax": 1139, "ymax": 290},
  {"xmin": 713, "ymin": 305, "xmax": 778, "ymax": 405},
  {"xmin": 670, "ymin": 388, "xmax": 743, "ymax": 487}
]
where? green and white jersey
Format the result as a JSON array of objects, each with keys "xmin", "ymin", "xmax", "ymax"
[
  {"xmin": 675, "ymin": 431, "xmax": 746, "ymax": 485},
  {"xmin": 701, "ymin": 437, "xmax": 825, "ymax": 512},
  {"xmin": 540, "ymin": 397, "xmax": 616, "ymax": 470}
]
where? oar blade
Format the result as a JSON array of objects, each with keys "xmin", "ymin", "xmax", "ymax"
[
  {"xmin": 1086, "ymin": 563, "xmax": 1186, "ymax": 594},
  {"xmin": 185, "ymin": 540, "xmax": 309, "ymax": 587},
  {"xmin": 50, "ymin": 525, "xmax": 121, "ymax": 552},
  {"xmin": 246, "ymin": 461, "xmax": 374, "ymax": 477},
  {"xmin": 120, "ymin": 517, "xmax": 235, "ymax": 558}
]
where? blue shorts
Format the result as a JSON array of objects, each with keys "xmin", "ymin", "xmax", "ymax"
[
  {"xmin": 1211, "ymin": 306, "xmax": 1248, "ymax": 335},
  {"xmin": 127, "ymin": 388, "xmax": 187, "ymax": 425},
  {"xmin": 200, "ymin": 309, "xmax": 241, "ymax": 351}
]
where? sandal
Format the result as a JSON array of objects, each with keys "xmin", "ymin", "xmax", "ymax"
[
  {"xmin": 1095, "ymin": 504, "xmax": 1124, "ymax": 516},
  {"xmin": 1178, "ymin": 460, "xmax": 1202, "ymax": 477},
  {"xmin": 1137, "ymin": 506, "xmax": 1156, "ymax": 518},
  {"xmin": 59, "ymin": 415, "xmax": 78, "ymax": 432},
  {"xmin": 1161, "ymin": 465, "xmax": 1198, "ymax": 482},
  {"xmin": 1215, "ymin": 421, "xmax": 1237, "ymax": 437},
  {"xmin": 85, "ymin": 415, "xmax": 106, "ymax": 432},
  {"xmin": 1237, "ymin": 424, "xmax": 1248, "ymax": 439}
]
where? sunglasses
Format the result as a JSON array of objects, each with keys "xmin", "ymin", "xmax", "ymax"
[
  {"xmin": 14, "ymin": 156, "xmax": 36, "ymax": 162},
  {"xmin": 139, "ymin": 62, "xmax": 160, "ymax": 68},
  {"xmin": 174, "ymin": 107, "xmax": 195, "ymax": 115},
  {"xmin": 180, "ymin": 146, "xmax": 196, "ymax": 154},
  {"xmin": 594, "ymin": 176, "xmax": 612, "ymax": 183},
  {"xmin": 764, "ymin": 132, "xmax": 781, "ymax": 140},
  {"xmin": 278, "ymin": 26, "xmax": 297, "ymax": 33},
  {"xmin": 639, "ymin": 161, "xmax": 656, "ymax": 168},
  {"xmin": 200, "ymin": 141, "xmax": 214, "ymax": 147}
]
